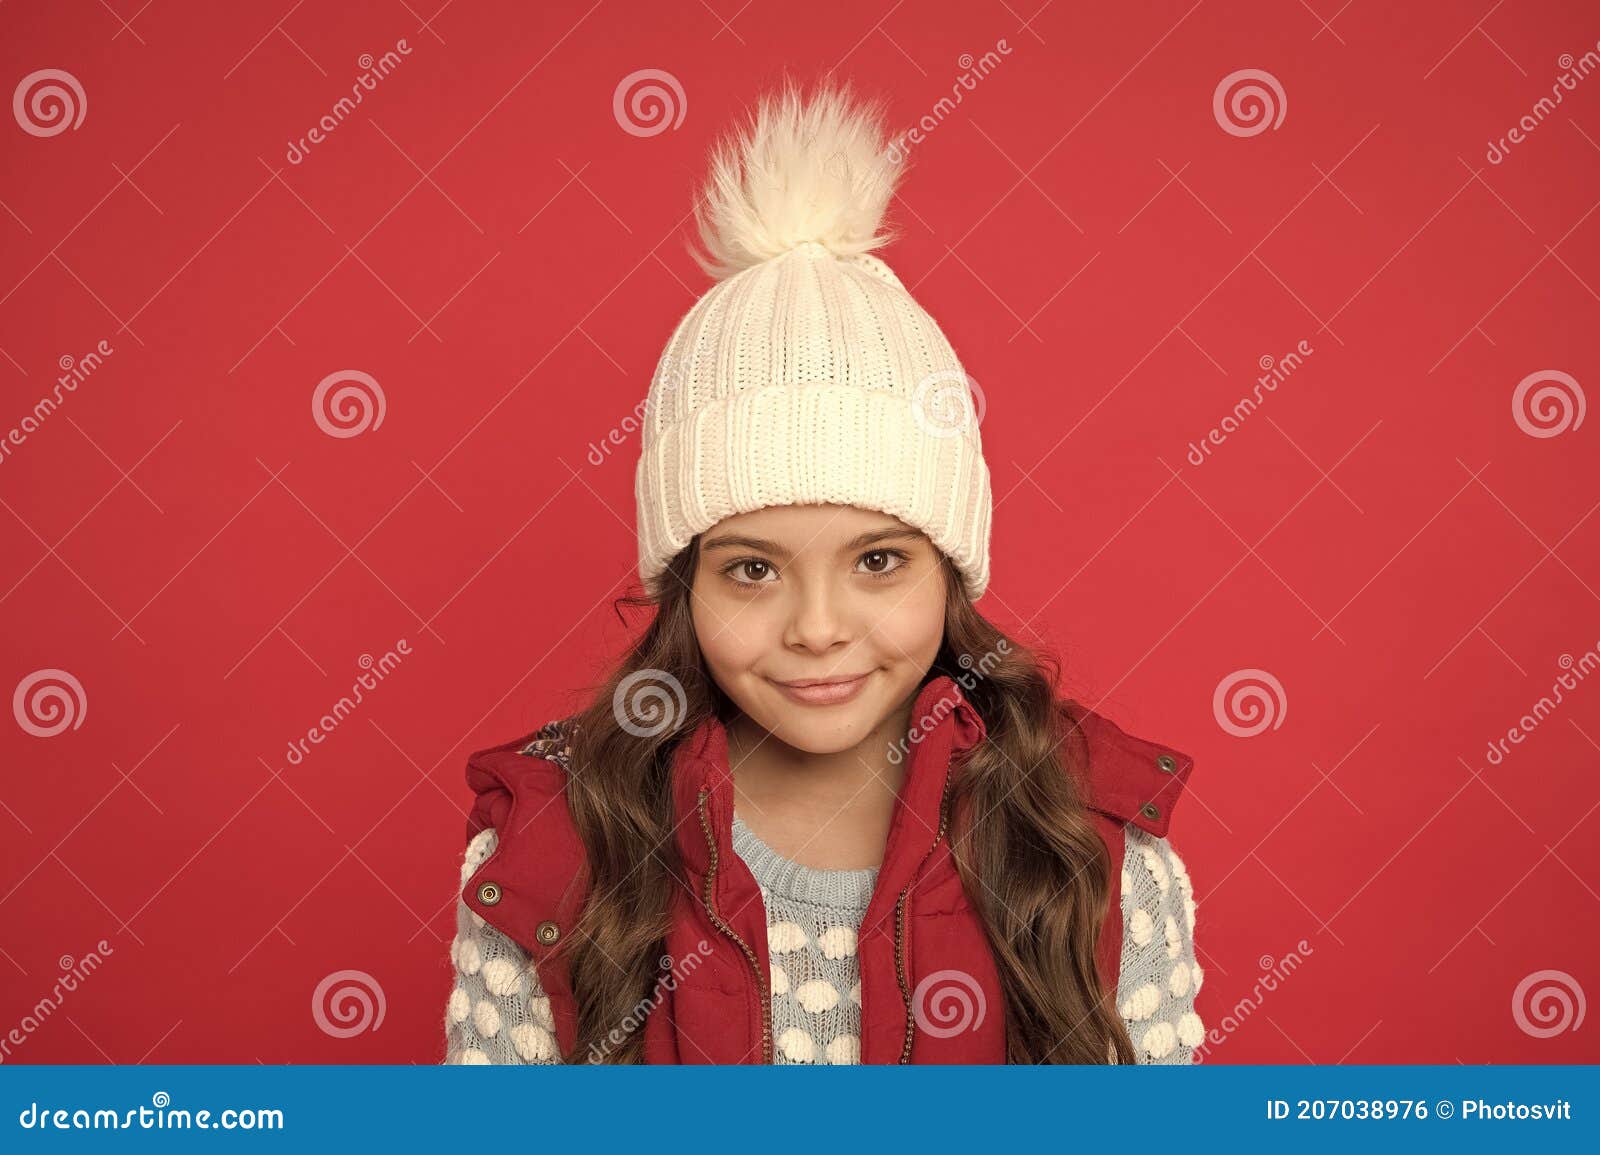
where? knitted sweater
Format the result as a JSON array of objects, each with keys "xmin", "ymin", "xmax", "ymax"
[{"xmin": 443, "ymin": 733, "xmax": 1205, "ymax": 1065}]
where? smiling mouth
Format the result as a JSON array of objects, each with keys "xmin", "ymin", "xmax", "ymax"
[
  {"xmin": 768, "ymin": 671, "xmax": 873, "ymax": 705},
  {"xmin": 776, "ymin": 673, "xmax": 873, "ymax": 687}
]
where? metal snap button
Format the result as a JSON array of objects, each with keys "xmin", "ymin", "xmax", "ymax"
[
  {"xmin": 535, "ymin": 920, "xmax": 561, "ymax": 946},
  {"xmin": 1156, "ymin": 754, "xmax": 1177, "ymax": 773},
  {"xmin": 476, "ymin": 881, "xmax": 501, "ymax": 906},
  {"xmin": 1139, "ymin": 802, "xmax": 1160, "ymax": 821}
]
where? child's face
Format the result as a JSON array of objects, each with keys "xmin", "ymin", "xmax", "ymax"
[{"xmin": 689, "ymin": 503, "xmax": 948, "ymax": 755}]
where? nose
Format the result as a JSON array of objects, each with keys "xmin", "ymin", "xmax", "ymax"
[{"xmin": 782, "ymin": 579, "xmax": 853, "ymax": 655}]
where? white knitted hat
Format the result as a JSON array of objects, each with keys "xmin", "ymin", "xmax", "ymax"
[{"xmin": 634, "ymin": 82, "xmax": 993, "ymax": 599}]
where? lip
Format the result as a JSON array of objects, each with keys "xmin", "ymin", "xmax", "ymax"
[{"xmin": 769, "ymin": 671, "xmax": 873, "ymax": 706}]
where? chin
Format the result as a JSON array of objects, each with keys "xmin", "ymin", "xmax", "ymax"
[{"xmin": 766, "ymin": 715, "xmax": 875, "ymax": 755}]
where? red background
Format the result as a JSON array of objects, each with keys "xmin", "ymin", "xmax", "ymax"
[{"xmin": 2, "ymin": 0, "xmax": 1597, "ymax": 1064}]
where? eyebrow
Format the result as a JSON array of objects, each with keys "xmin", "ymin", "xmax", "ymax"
[{"xmin": 698, "ymin": 526, "xmax": 923, "ymax": 560}]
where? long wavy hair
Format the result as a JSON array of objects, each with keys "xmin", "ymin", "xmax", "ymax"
[{"xmin": 560, "ymin": 535, "xmax": 1136, "ymax": 1064}]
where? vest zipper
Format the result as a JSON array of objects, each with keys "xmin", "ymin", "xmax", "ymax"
[
  {"xmin": 894, "ymin": 748, "xmax": 959, "ymax": 1063},
  {"xmin": 696, "ymin": 787, "xmax": 773, "ymax": 1064}
]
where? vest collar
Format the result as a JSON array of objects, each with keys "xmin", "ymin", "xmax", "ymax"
[
  {"xmin": 670, "ymin": 673, "xmax": 987, "ymax": 937},
  {"xmin": 1072, "ymin": 704, "xmax": 1195, "ymax": 838},
  {"xmin": 662, "ymin": 674, "xmax": 1199, "ymax": 892}
]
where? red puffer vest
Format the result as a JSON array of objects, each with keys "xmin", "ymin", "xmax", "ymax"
[{"xmin": 460, "ymin": 674, "xmax": 1194, "ymax": 1063}]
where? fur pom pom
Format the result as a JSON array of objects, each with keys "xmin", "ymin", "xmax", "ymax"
[{"xmin": 691, "ymin": 80, "xmax": 903, "ymax": 280}]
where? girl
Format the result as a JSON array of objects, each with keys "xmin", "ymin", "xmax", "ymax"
[{"xmin": 443, "ymin": 81, "xmax": 1204, "ymax": 1065}]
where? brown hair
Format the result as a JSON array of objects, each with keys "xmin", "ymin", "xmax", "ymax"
[{"xmin": 559, "ymin": 536, "xmax": 1136, "ymax": 1063}]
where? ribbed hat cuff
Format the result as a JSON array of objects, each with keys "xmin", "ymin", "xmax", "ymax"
[{"xmin": 634, "ymin": 382, "xmax": 991, "ymax": 599}]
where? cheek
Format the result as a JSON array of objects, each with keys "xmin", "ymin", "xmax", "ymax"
[
  {"xmin": 690, "ymin": 582, "xmax": 776, "ymax": 674},
  {"xmin": 868, "ymin": 581, "xmax": 946, "ymax": 663}
]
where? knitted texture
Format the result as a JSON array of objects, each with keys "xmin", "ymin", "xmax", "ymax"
[
  {"xmin": 730, "ymin": 811, "xmax": 877, "ymax": 1063},
  {"xmin": 442, "ymin": 726, "xmax": 1205, "ymax": 1064},
  {"xmin": 633, "ymin": 84, "xmax": 992, "ymax": 599},
  {"xmin": 443, "ymin": 829, "xmax": 561, "ymax": 1063},
  {"xmin": 442, "ymin": 822, "xmax": 1203, "ymax": 1064}
]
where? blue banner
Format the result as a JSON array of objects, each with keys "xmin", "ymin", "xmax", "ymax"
[{"xmin": 2, "ymin": 1065, "xmax": 1593, "ymax": 1150}]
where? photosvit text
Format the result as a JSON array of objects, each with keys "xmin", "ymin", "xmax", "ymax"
[{"xmin": 1264, "ymin": 1098, "xmax": 1572, "ymax": 1121}]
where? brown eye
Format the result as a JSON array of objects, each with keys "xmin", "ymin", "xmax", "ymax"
[
  {"xmin": 727, "ymin": 559, "xmax": 777, "ymax": 585},
  {"xmin": 857, "ymin": 549, "xmax": 907, "ymax": 577}
]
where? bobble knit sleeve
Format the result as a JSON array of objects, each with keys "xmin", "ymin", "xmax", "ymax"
[
  {"xmin": 1115, "ymin": 825, "xmax": 1205, "ymax": 1063},
  {"xmin": 443, "ymin": 828, "xmax": 563, "ymax": 1064}
]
